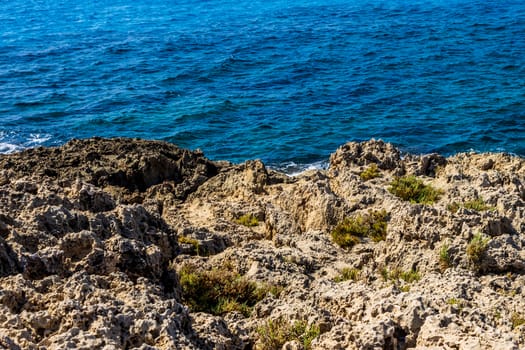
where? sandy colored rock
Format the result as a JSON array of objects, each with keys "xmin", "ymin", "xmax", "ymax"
[{"xmin": 0, "ymin": 137, "xmax": 524, "ymax": 349}]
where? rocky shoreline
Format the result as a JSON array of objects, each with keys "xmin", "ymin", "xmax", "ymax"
[{"xmin": 0, "ymin": 138, "xmax": 524, "ymax": 349}]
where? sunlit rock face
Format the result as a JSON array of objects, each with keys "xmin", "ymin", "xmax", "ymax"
[{"xmin": 0, "ymin": 138, "xmax": 524, "ymax": 349}]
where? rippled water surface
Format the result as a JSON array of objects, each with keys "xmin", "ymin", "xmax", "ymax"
[{"xmin": 1, "ymin": 0, "xmax": 524, "ymax": 169}]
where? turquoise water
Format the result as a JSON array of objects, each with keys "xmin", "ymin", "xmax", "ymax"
[{"xmin": 1, "ymin": 0, "xmax": 524, "ymax": 170}]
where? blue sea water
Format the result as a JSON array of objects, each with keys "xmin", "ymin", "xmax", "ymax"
[{"xmin": 1, "ymin": 0, "xmax": 524, "ymax": 170}]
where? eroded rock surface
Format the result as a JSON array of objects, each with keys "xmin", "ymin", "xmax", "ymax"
[{"xmin": 0, "ymin": 138, "xmax": 524, "ymax": 349}]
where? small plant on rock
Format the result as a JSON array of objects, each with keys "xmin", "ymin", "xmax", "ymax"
[
  {"xmin": 463, "ymin": 197, "xmax": 495, "ymax": 212},
  {"xmin": 178, "ymin": 263, "xmax": 274, "ymax": 317},
  {"xmin": 334, "ymin": 267, "xmax": 361, "ymax": 282},
  {"xmin": 446, "ymin": 202, "xmax": 461, "ymax": 213},
  {"xmin": 439, "ymin": 242, "xmax": 451, "ymax": 271},
  {"xmin": 215, "ymin": 298, "xmax": 251, "ymax": 316},
  {"xmin": 388, "ymin": 175, "xmax": 442, "ymax": 204},
  {"xmin": 178, "ymin": 235, "xmax": 201, "ymax": 255},
  {"xmin": 254, "ymin": 283, "xmax": 284, "ymax": 300},
  {"xmin": 446, "ymin": 298, "xmax": 462, "ymax": 306},
  {"xmin": 257, "ymin": 317, "xmax": 320, "ymax": 350},
  {"xmin": 298, "ymin": 322, "xmax": 321, "ymax": 349},
  {"xmin": 511, "ymin": 312, "xmax": 525, "ymax": 329},
  {"xmin": 331, "ymin": 210, "xmax": 388, "ymax": 249},
  {"xmin": 466, "ymin": 233, "xmax": 490, "ymax": 270},
  {"xmin": 257, "ymin": 318, "xmax": 290, "ymax": 349},
  {"xmin": 399, "ymin": 269, "xmax": 421, "ymax": 283},
  {"xmin": 448, "ymin": 197, "xmax": 495, "ymax": 213},
  {"xmin": 360, "ymin": 163, "xmax": 381, "ymax": 181},
  {"xmin": 446, "ymin": 298, "xmax": 465, "ymax": 313},
  {"xmin": 381, "ymin": 268, "xmax": 421, "ymax": 283},
  {"xmin": 493, "ymin": 309, "xmax": 502, "ymax": 320},
  {"xmin": 380, "ymin": 267, "xmax": 390, "ymax": 281},
  {"xmin": 236, "ymin": 214, "xmax": 259, "ymax": 227},
  {"xmin": 399, "ymin": 285, "xmax": 411, "ymax": 292}
]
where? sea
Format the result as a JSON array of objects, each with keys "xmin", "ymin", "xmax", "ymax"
[{"xmin": 1, "ymin": 0, "xmax": 524, "ymax": 173}]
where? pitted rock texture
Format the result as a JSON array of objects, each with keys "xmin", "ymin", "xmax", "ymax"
[{"xmin": 0, "ymin": 138, "xmax": 524, "ymax": 349}]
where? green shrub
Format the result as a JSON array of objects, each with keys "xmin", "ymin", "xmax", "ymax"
[
  {"xmin": 463, "ymin": 197, "xmax": 495, "ymax": 211},
  {"xmin": 494, "ymin": 310, "xmax": 502, "ymax": 320},
  {"xmin": 388, "ymin": 175, "xmax": 442, "ymax": 204},
  {"xmin": 446, "ymin": 298, "xmax": 465, "ymax": 313},
  {"xmin": 399, "ymin": 285, "xmax": 411, "ymax": 292},
  {"xmin": 466, "ymin": 233, "xmax": 490, "ymax": 269},
  {"xmin": 178, "ymin": 264, "xmax": 272, "ymax": 317},
  {"xmin": 257, "ymin": 318, "xmax": 320, "ymax": 350},
  {"xmin": 331, "ymin": 232, "xmax": 360, "ymax": 249},
  {"xmin": 254, "ymin": 283, "xmax": 284, "ymax": 300},
  {"xmin": 331, "ymin": 210, "xmax": 388, "ymax": 248},
  {"xmin": 334, "ymin": 267, "xmax": 361, "ymax": 282},
  {"xmin": 299, "ymin": 322, "xmax": 321, "ymax": 349},
  {"xmin": 360, "ymin": 164, "xmax": 381, "ymax": 181},
  {"xmin": 380, "ymin": 267, "xmax": 390, "ymax": 281},
  {"xmin": 381, "ymin": 268, "xmax": 421, "ymax": 283},
  {"xmin": 446, "ymin": 298, "xmax": 462, "ymax": 306},
  {"xmin": 447, "ymin": 202, "xmax": 461, "ymax": 213},
  {"xmin": 511, "ymin": 312, "xmax": 525, "ymax": 329},
  {"xmin": 439, "ymin": 243, "xmax": 451, "ymax": 271},
  {"xmin": 448, "ymin": 197, "xmax": 495, "ymax": 213},
  {"xmin": 236, "ymin": 214, "xmax": 259, "ymax": 227},
  {"xmin": 399, "ymin": 269, "xmax": 421, "ymax": 283},
  {"xmin": 214, "ymin": 298, "xmax": 251, "ymax": 316},
  {"xmin": 257, "ymin": 318, "xmax": 290, "ymax": 349},
  {"xmin": 178, "ymin": 235, "xmax": 201, "ymax": 255}
]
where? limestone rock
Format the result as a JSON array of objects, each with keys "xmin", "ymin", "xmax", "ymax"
[{"xmin": 0, "ymin": 138, "xmax": 524, "ymax": 349}]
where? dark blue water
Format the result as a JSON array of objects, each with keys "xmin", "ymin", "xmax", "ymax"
[{"xmin": 1, "ymin": 0, "xmax": 524, "ymax": 170}]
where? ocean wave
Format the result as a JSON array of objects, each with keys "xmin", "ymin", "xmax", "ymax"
[
  {"xmin": 27, "ymin": 133, "xmax": 51, "ymax": 146},
  {"xmin": 0, "ymin": 132, "xmax": 53, "ymax": 154},
  {"xmin": 0, "ymin": 142, "xmax": 22, "ymax": 154},
  {"xmin": 271, "ymin": 160, "xmax": 329, "ymax": 176}
]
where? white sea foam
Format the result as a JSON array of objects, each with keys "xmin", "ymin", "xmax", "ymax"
[
  {"xmin": 0, "ymin": 142, "xmax": 22, "ymax": 154},
  {"xmin": 0, "ymin": 132, "xmax": 52, "ymax": 154},
  {"xmin": 27, "ymin": 133, "xmax": 51, "ymax": 146},
  {"xmin": 272, "ymin": 160, "xmax": 329, "ymax": 177}
]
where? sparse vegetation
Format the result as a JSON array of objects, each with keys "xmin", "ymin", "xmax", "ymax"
[
  {"xmin": 493, "ymin": 310, "xmax": 502, "ymax": 320},
  {"xmin": 446, "ymin": 298, "xmax": 465, "ymax": 313},
  {"xmin": 236, "ymin": 214, "xmax": 259, "ymax": 227},
  {"xmin": 178, "ymin": 235, "xmax": 201, "ymax": 255},
  {"xmin": 215, "ymin": 298, "xmax": 251, "ymax": 316},
  {"xmin": 399, "ymin": 269, "xmax": 421, "ymax": 283},
  {"xmin": 381, "ymin": 268, "xmax": 421, "ymax": 283},
  {"xmin": 331, "ymin": 231, "xmax": 360, "ymax": 248},
  {"xmin": 257, "ymin": 318, "xmax": 321, "ymax": 350},
  {"xmin": 334, "ymin": 267, "xmax": 361, "ymax": 282},
  {"xmin": 331, "ymin": 210, "xmax": 388, "ymax": 249},
  {"xmin": 399, "ymin": 285, "xmax": 411, "ymax": 292},
  {"xmin": 360, "ymin": 163, "xmax": 381, "ymax": 181},
  {"xmin": 439, "ymin": 242, "xmax": 451, "ymax": 271},
  {"xmin": 463, "ymin": 197, "xmax": 495, "ymax": 211},
  {"xmin": 380, "ymin": 267, "xmax": 390, "ymax": 281},
  {"xmin": 446, "ymin": 298, "xmax": 463, "ymax": 306},
  {"xmin": 446, "ymin": 202, "xmax": 461, "ymax": 213},
  {"xmin": 294, "ymin": 321, "xmax": 321, "ymax": 349},
  {"xmin": 466, "ymin": 233, "xmax": 490, "ymax": 270},
  {"xmin": 447, "ymin": 197, "xmax": 495, "ymax": 213},
  {"xmin": 388, "ymin": 175, "xmax": 442, "ymax": 204},
  {"xmin": 511, "ymin": 312, "xmax": 525, "ymax": 329},
  {"xmin": 178, "ymin": 264, "xmax": 278, "ymax": 317},
  {"xmin": 254, "ymin": 283, "xmax": 284, "ymax": 300}
]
